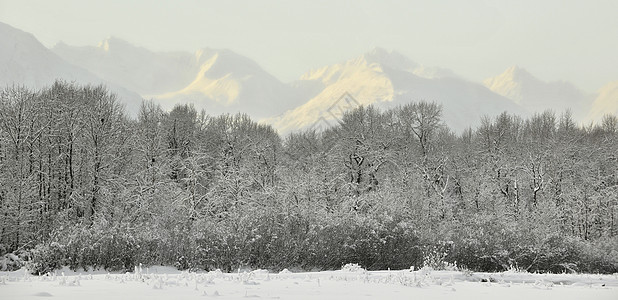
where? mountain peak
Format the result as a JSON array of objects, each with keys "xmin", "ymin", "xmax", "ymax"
[
  {"xmin": 193, "ymin": 47, "xmax": 263, "ymax": 75},
  {"xmin": 360, "ymin": 47, "xmax": 418, "ymax": 71},
  {"xmin": 97, "ymin": 36, "xmax": 133, "ymax": 52},
  {"xmin": 54, "ymin": 40, "xmax": 68, "ymax": 48},
  {"xmin": 194, "ymin": 47, "xmax": 236, "ymax": 62},
  {"xmin": 366, "ymin": 46, "xmax": 390, "ymax": 58},
  {"xmin": 501, "ymin": 65, "xmax": 535, "ymax": 82},
  {"xmin": 484, "ymin": 66, "xmax": 538, "ymax": 91},
  {"xmin": 485, "ymin": 66, "xmax": 588, "ymax": 116}
]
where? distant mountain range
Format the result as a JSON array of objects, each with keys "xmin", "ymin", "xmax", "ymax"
[
  {"xmin": 1, "ymin": 21, "xmax": 615, "ymax": 134},
  {"xmin": 268, "ymin": 48, "xmax": 527, "ymax": 134},
  {"xmin": 0, "ymin": 22, "xmax": 143, "ymax": 113},
  {"xmin": 483, "ymin": 66, "xmax": 593, "ymax": 121},
  {"xmin": 53, "ymin": 38, "xmax": 302, "ymax": 119}
]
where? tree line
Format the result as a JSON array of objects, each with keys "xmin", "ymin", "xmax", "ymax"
[{"xmin": 0, "ymin": 81, "xmax": 616, "ymax": 274}]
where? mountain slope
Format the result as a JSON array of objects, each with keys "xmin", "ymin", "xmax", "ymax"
[
  {"xmin": 0, "ymin": 22, "xmax": 143, "ymax": 113},
  {"xmin": 587, "ymin": 81, "xmax": 618, "ymax": 122},
  {"xmin": 53, "ymin": 38, "xmax": 197, "ymax": 95},
  {"xmin": 484, "ymin": 66, "xmax": 591, "ymax": 119},
  {"xmin": 4, "ymin": 22, "xmax": 603, "ymax": 130},
  {"xmin": 267, "ymin": 48, "xmax": 525, "ymax": 134},
  {"xmin": 153, "ymin": 48, "xmax": 301, "ymax": 119},
  {"xmin": 54, "ymin": 39, "xmax": 303, "ymax": 120},
  {"xmin": 0, "ymin": 22, "xmax": 93, "ymax": 87}
]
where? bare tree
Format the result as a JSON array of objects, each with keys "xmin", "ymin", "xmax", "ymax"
[{"xmin": 396, "ymin": 101, "xmax": 443, "ymax": 157}]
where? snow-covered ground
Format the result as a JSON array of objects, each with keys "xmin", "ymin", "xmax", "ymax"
[{"xmin": 1, "ymin": 266, "xmax": 617, "ymax": 300}]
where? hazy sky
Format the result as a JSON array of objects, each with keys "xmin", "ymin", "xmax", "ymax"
[{"xmin": 1, "ymin": 0, "xmax": 616, "ymax": 92}]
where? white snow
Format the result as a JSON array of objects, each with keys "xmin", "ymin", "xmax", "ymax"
[{"xmin": 2, "ymin": 267, "xmax": 616, "ymax": 300}]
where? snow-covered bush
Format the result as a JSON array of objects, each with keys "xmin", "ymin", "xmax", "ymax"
[
  {"xmin": 422, "ymin": 248, "xmax": 448, "ymax": 270},
  {"xmin": 26, "ymin": 242, "xmax": 66, "ymax": 274},
  {"xmin": 0, "ymin": 252, "xmax": 24, "ymax": 271},
  {"xmin": 341, "ymin": 263, "xmax": 366, "ymax": 272},
  {"xmin": 25, "ymin": 222, "xmax": 150, "ymax": 273},
  {"xmin": 175, "ymin": 256, "xmax": 190, "ymax": 270},
  {"xmin": 422, "ymin": 242, "xmax": 458, "ymax": 271},
  {"xmin": 575, "ymin": 236, "xmax": 618, "ymax": 273},
  {"xmin": 299, "ymin": 212, "xmax": 423, "ymax": 271}
]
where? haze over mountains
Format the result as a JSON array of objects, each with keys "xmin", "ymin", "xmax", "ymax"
[
  {"xmin": 483, "ymin": 66, "xmax": 593, "ymax": 121},
  {"xmin": 53, "ymin": 38, "xmax": 301, "ymax": 119},
  {"xmin": 0, "ymin": 22, "xmax": 143, "ymax": 113},
  {"xmin": 268, "ymin": 48, "xmax": 528, "ymax": 133},
  {"xmin": 1, "ymin": 21, "xmax": 616, "ymax": 134}
]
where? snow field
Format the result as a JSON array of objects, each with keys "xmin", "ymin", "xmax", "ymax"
[{"xmin": 1, "ymin": 266, "xmax": 617, "ymax": 300}]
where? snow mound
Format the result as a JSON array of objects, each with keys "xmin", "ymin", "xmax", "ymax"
[{"xmin": 341, "ymin": 263, "xmax": 366, "ymax": 273}]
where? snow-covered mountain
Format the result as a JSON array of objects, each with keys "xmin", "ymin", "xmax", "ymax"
[
  {"xmin": 3, "ymin": 22, "xmax": 613, "ymax": 133},
  {"xmin": 587, "ymin": 81, "xmax": 618, "ymax": 122},
  {"xmin": 484, "ymin": 66, "xmax": 592, "ymax": 120},
  {"xmin": 53, "ymin": 38, "xmax": 197, "ymax": 96},
  {"xmin": 54, "ymin": 39, "xmax": 302, "ymax": 120},
  {"xmin": 0, "ymin": 22, "xmax": 143, "ymax": 114},
  {"xmin": 152, "ymin": 48, "xmax": 301, "ymax": 119},
  {"xmin": 266, "ymin": 48, "xmax": 526, "ymax": 134}
]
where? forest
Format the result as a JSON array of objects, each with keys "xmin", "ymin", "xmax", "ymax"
[{"xmin": 0, "ymin": 81, "xmax": 617, "ymax": 274}]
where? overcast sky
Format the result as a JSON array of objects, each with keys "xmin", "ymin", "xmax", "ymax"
[{"xmin": 1, "ymin": 0, "xmax": 616, "ymax": 92}]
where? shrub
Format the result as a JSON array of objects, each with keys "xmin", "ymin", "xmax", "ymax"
[
  {"xmin": 0, "ymin": 252, "xmax": 24, "ymax": 271},
  {"xmin": 26, "ymin": 242, "xmax": 65, "ymax": 275}
]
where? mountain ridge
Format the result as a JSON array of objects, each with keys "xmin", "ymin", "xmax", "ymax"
[
  {"xmin": 484, "ymin": 65, "xmax": 593, "ymax": 120},
  {"xmin": 0, "ymin": 22, "xmax": 143, "ymax": 114},
  {"xmin": 2, "ymin": 22, "xmax": 614, "ymax": 134},
  {"xmin": 267, "ymin": 49, "xmax": 526, "ymax": 134},
  {"xmin": 53, "ymin": 37, "xmax": 304, "ymax": 120}
]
